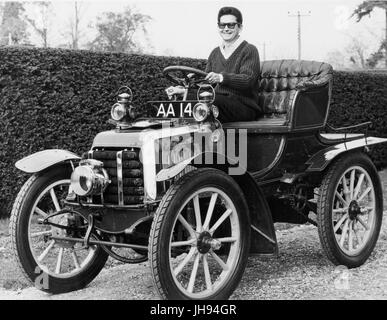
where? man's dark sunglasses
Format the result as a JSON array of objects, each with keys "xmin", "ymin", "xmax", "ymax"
[{"xmin": 217, "ymin": 22, "xmax": 240, "ymax": 29}]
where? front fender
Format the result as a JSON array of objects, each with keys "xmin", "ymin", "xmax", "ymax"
[
  {"xmin": 306, "ymin": 136, "xmax": 387, "ymax": 172},
  {"xmin": 15, "ymin": 149, "xmax": 81, "ymax": 173}
]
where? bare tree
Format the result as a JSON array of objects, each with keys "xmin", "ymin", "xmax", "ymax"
[
  {"xmin": 326, "ymin": 50, "xmax": 348, "ymax": 69},
  {"xmin": 345, "ymin": 38, "xmax": 368, "ymax": 68},
  {"xmin": 71, "ymin": 2, "xmax": 80, "ymax": 49},
  {"xmin": 88, "ymin": 6, "xmax": 152, "ymax": 53},
  {"xmin": 352, "ymin": 1, "xmax": 387, "ymax": 67},
  {"xmin": 24, "ymin": 1, "xmax": 53, "ymax": 48},
  {"xmin": 63, "ymin": 1, "xmax": 87, "ymax": 49}
]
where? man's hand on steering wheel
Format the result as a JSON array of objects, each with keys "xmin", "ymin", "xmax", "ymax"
[
  {"xmin": 205, "ymin": 72, "xmax": 223, "ymax": 85},
  {"xmin": 163, "ymin": 66, "xmax": 218, "ymax": 100},
  {"xmin": 165, "ymin": 86, "xmax": 185, "ymax": 99},
  {"xmin": 163, "ymin": 66, "xmax": 209, "ymax": 88}
]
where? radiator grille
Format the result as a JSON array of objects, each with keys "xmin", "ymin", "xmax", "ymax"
[{"xmin": 83, "ymin": 149, "xmax": 144, "ymax": 205}]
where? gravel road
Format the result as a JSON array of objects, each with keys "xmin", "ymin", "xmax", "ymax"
[{"xmin": 1, "ymin": 212, "xmax": 386, "ymax": 300}]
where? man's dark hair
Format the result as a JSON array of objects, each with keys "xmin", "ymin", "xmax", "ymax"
[{"xmin": 218, "ymin": 7, "xmax": 243, "ymax": 24}]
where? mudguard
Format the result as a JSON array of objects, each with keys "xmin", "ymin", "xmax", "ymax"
[
  {"xmin": 189, "ymin": 152, "xmax": 278, "ymax": 255},
  {"xmin": 15, "ymin": 149, "xmax": 81, "ymax": 173},
  {"xmin": 233, "ymin": 173, "xmax": 278, "ymax": 255},
  {"xmin": 306, "ymin": 136, "xmax": 387, "ymax": 172}
]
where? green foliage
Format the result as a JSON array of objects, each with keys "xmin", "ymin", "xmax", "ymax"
[
  {"xmin": 0, "ymin": 2, "xmax": 28, "ymax": 45},
  {"xmin": 0, "ymin": 47, "xmax": 386, "ymax": 218}
]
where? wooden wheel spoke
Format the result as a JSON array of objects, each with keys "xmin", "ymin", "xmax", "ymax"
[
  {"xmin": 177, "ymin": 214, "xmax": 196, "ymax": 239},
  {"xmin": 357, "ymin": 186, "xmax": 372, "ymax": 203},
  {"xmin": 360, "ymin": 206, "xmax": 374, "ymax": 213},
  {"xmin": 202, "ymin": 193, "xmax": 218, "ymax": 231},
  {"xmin": 356, "ymin": 216, "xmax": 369, "ymax": 230},
  {"xmin": 173, "ymin": 247, "xmax": 196, "ymax": 276},
  {"xmin": 340, "ymin": 219, "xmax": 349, "ymax": 247},
  {"xmin": 34, "ymin": 207, "xmax": 48, "ymax": 218},
  {"xmin": 210, "ymin": 250, "xmax": 228, "ymax": 271},
  {"xmin": 187, "ymin": 253, "xmax": 200, "ymax": 293},
  {"xmin": 55, "ymin": 247, "xmax": 64, "ymax": 274},
  {"xmin": 348, "ymin": 221, "xmax": 354, "ymax": 251},
  {"xmin": 353, "ymin": 173, "xmax": 365, "ymax": 200},
  {"xmin": 353, "ymin": 227, "xmax": 361, "ymax": 244},
  {"xmin": 334, "ymin": 213, "xmax": 348, "ymax": 233},
  {"xmin": 209, "ymin": 208, "xmax": 232, "ymax": 234},
  {"xmin": 333, "ymin": 207, "xmax": 348, "ymax": 214},
  {"xmin": 71, "ymin": 250, "xmax": 81, "ymax": 270},
  {"xmin": 37, "ymin": 240, "xmax": 55, "ymax": 262},
  {"xmin": 30, "ymin": 230, "xmax": 52, "ymax": 238},
  {"xmin": 335, "ymin": 191, "xmax": 348, "ymax": 206},
  {"xmin": 342, "ymin": 175, "xmax": 350, "ymax": 200},
  {"xmin": 193, "ymin": 195, "xmax": 202, "ymax": 232},
  {"xmin": 50, "ymin": 188, "xmax": 61, "ymax": 212},
  {"xmin": 203, "ymin": 254, "xmax": 212, "ymax": 291},
  {"xmin": 349, "ymin": 169, "xmax": 355, "ymax": 200},
  {"xmin": 214, "ymin": 237, "xmax": 237, "ymax": 243},
  {"xmin": 171, "ymin": 239, "xmax": 196, "ymax": 247}
]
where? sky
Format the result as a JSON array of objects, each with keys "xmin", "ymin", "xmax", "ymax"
[{"xmin": 11, "ymin": 0, "xmax": 387, "ymax": 64}]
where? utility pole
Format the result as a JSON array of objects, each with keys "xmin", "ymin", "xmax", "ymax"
[
  {"xmin": 288, "ymin": 10, "xmax": 311, "ymax": 60},
  {"xmin": 385, "ymin": 8, "xmax": 387, "ymax": 68},
  {"xmin": 73, "ymin": 1, "xmax": 80, "ymax": 49},
  {"xmin": 259, "ymin": 42, "xmax": 268, "ymax": 60}
]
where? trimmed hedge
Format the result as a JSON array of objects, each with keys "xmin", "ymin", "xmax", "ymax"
[
  {"xmin": 0, "ymin": 47, "xmax": 206, "ymax": 218},
  {"xmin": 0, "ymin": 47, "xmax": 386, "ymax": 218},
  {"xmin": 329, "ymin": 70, "xmax": 387, "ymax": 169}
]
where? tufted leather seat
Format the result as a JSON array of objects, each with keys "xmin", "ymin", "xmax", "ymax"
[
  {"xmin": 224, "ymin": 59, "xmax": 333, "ymax": 132},
  {"xmin": 259, "ymin": 60, "xmax": 332, "ymax": 120}
]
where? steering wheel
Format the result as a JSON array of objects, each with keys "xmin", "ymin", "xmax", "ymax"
[{"xmin": 163, "ymin": 66, "xmax": 208, "ymax": 88}]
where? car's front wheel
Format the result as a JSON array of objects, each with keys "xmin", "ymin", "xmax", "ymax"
[
  {"xmin": 149, "ymin": 168, "xmax": 251, "ymax": 300},
  {"xmin": 317, "ymin": 152, "xmax": 383, "ymax": 268},
  {"xmin": 10, "ymin": 165, "xmax": 108, "ymax": 294}
]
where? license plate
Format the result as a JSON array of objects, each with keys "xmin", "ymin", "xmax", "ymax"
[{"xmin": 150, "ymin": 101, "xmax": 195, "ymax": 118}]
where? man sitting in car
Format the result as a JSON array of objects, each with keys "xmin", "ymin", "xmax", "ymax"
[{"xmin": 167, "ymin": 6, "xmax": 261, "ymax": 123}]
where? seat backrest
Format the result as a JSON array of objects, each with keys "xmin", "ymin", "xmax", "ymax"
[{"xmin": 258, "ymin": 60, "xmax": 333, "ymax": 119}]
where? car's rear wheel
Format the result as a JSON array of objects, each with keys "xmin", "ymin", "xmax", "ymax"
[
  {"xmin": 149, "ymin": 168, "xmax": 250, "ymax": 300},
  {"xmin": 10, "ymin": 166, "xmax": 108, "ymax": 293},
  {"xmin": 317, "ymin": 152, "xmax": 383, "ymax": 267}
]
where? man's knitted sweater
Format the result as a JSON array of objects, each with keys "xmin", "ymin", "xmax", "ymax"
[{"xmin": 205, "ymin": 40, "xmax": 261, "ymax": 113}]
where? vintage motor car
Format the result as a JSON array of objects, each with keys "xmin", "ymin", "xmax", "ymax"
[{"xmin": 10, "ymin": 60, "xmax": 387, "ymax": 300}]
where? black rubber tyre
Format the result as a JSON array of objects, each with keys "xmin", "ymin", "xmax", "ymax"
[
  {"xmin": 149, "ymin": 168, "xmax": 251, "ymax": 300},
  {"xmin": 317, "ymin": 152, "xmax": 383, "ymax": 268},
  {"xmin": 9, "ymin": 165, "xmax": 108, "ymax": 294}
]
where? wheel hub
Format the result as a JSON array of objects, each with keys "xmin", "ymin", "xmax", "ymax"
[
  {"xmin": 197, "ymin": 231, "xmax": 221, "ymax": 254},
  {"xmin": 348, "ymin": 200, "xmax": 361, "ymax": 220}
]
